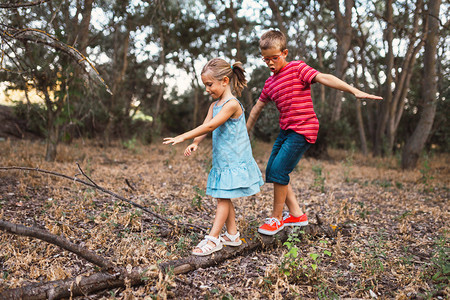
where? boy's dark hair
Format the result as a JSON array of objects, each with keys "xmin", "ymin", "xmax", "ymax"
[{"xmin": 259, "ymin": 30, "xmax": 287, "ymax": 51}]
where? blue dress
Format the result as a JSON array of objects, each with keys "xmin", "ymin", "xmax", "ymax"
[{"xmin": 206, "ymin": 98, "xmax": 264, "ymax": 198}]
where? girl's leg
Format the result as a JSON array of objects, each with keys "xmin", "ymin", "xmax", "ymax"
[
  {"xmin": 225, "ymin": 200, "xmax": 237, "ymax": 235},
  {"xmin": 193, "ymin": 198, "xmax": 232, "ymax": 254}
]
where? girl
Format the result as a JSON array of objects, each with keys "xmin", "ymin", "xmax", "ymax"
[{"xmin": 163, "ymin": 58, "xmax": 263, "ymax": 256}]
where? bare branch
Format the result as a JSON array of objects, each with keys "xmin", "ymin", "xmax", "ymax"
[
  {"xmin": 0, "ymin": 26, "xmax": 112, "ymax": 94},
  {"xmin": 0, "ymin": 220, "xmax": 114, "ymax": 270},
  {"xmin": 0, "ymin": 0, "xmax": 51, "ymax": 9}
]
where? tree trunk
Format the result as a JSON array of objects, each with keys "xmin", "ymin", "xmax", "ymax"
[
  {"xmin": 329, "ymin": 0, "xmax": 354, "ymax": 122},
  {"xmin": 267, "ymin": 0, "xmax": 288, "ymax": 36},
  {"xmin": 352, "ymin": 52, "xmax": 368, "ymax": 156},
  {"xmin": 402, "ymin": 0, "xmax": 441, "ymax": 169},
  {"xmin": 374, "ymin": 0, "xmax": 394, "ymax": 156}
]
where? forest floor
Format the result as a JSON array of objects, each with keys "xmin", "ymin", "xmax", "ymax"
[{"xmin": 0, "ymin": 138, "xmax": 448, "ymax": 299}]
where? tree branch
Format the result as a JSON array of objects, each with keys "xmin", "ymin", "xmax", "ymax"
[
  {"xmin": 0, "ymin": 219, "xmax": 114, "ymax": 270},
  {"xmin": 0, "ymin": 26, "xmax": 112, "ymax": 94},
  {"xmin": 0, "ymin": 0, "xmax": 51, "ymax": 9}
]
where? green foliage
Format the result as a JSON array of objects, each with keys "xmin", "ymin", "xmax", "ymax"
[
  {"xmin": 312, "ymin": 164, "xmax": 325, "ymax": 193},
  {"xmin": 191, "ymin": 185, "xmax": 205, "ymax": 210},
  {"xmin": 420, "ymin": 156, "xmax": 434, "ymax": 192},
  {"xmin": 427, "ymin": 235, "xmax": 450, "ymax": 287},
  {"xmin": 13, "ymin": 102, "xmax": 46, "ymax": 137},
  {"xmin": 280, "ymin": 228, "xmax": 332, "ymax": 284}
]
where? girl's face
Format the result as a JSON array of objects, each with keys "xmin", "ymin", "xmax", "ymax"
[
  {"xmin": 201, "ymin": 71, "xmax": 229, "ymax": 99},
  {"xmin": 261, "ymin": 47, "xmax": 288, "ymax": 73}
]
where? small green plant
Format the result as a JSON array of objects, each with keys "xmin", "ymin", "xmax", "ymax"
[
  {"xmin": 420, "ymin": 157, "xmax": 434, "ymax": 192},
  {"xmin": 122, "ymin": 136, "xmax": 137, "ymax": 150},
  {"xmin": 427, "ymin": 234, "xmax": 449, "ymax": 287},
  {"xmin": 316, "ymin": 282, "xmax": 339, "ymax": 299},
  {"xmin": 280, "ymin": 228, "xmax": 331, "ymax": 284},
  {"xmin": 312, "ymin": 164, "xmax": 325, "ymax": 193},
  {"xmin": 343, "ymin": 150, "xmax": 354, "ymax": 182},
  {"xmin": 191, "ymin": 185, "xmax": 205, "ymax": 209},
  {"xmin": 361, "ymin": 234, "xmax": 386, "ymax": 277}
]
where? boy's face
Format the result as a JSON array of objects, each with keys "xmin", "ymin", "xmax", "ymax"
[{"xmin": 261, "ymin": 48, "xmax": 288, "ymax": 74}]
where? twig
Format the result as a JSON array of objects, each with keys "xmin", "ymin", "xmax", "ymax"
[
  {"xmin": 0, "ymin": 166, "xmax": 207, "ymax": 233},
  {"xmin": 0, "ymin": 0, "xmax": 51, "ymax": 9}
]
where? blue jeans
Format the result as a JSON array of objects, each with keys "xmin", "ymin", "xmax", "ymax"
[{"xmin": 266, "ymin": 130, "xmax": 310, "ymax": 185}]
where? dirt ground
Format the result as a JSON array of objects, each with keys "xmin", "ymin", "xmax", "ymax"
[{"xmin": 0, "ymin": 138, "xmax": 448, "ymax": 299}]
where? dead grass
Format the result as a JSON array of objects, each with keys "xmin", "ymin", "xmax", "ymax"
[{"xmin": 0, "ymin": 138, "xmax": 448, "ymax": 299}]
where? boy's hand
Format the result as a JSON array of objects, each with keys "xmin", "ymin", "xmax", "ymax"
[
  {"xmin": 354, "ymin": 91, "xmax": 383, "ymax": 100},
  {"xmin": 163, "ymin": 136, "xmax": 184, "ymax": 145},
  {"xmin": 184, "ymin": 143, "xmax": 198, "ymax": 157}
]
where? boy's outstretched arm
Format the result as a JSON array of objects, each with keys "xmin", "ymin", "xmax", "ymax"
[
  {"xmin": 246, "ymin": 100, "xmax": 267, "ymax": 132},
  {"xmin": 313, "ymin": 73, "xmax": 383, "ymax": 100}
]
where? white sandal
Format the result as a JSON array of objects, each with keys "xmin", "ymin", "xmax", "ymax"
[
  {"xmin": 220, "ymin": 231, "xmax": 242, "ymax": 246},
  {"xmin": 192, "ymin": 235, "xmax": 223, "ymax": 256}
]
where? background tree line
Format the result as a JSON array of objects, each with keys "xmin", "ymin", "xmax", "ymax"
[{"xmin": 0, "ymin": 0, "xmax": 447, "ymax": 169}]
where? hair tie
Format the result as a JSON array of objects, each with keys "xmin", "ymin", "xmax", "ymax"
[{"xmin": 231, "ymin": 65, "xmax": 234, "ymax": 70}]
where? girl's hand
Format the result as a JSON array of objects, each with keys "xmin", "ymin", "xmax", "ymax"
[
  {"xmin": 184, "ymin": 143, "xmax": 198, "ymax": 157},
  {"xmin": 354, "ymin": 91, "xmax": 383, "ymax": 100},
  {"xmin": 163, "ymin": 136, "xmax": 184, "ymax": 145}
]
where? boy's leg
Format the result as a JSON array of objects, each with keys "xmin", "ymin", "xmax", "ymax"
[
  {"xmin": 260, "ymin": 130, "xmax": 310, "ymax": 234},
  {"xmin": 273, "ymin": 182, "xmax": 304, "ymax": 220},
  {"xmin": 285, "ymin": 183, "xmax": 304, "ymax": 217},
  {"xmin": 272, "ymin": 182, "xmax": 288, "ymax": 221}
]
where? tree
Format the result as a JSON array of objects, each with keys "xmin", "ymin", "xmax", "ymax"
[
  {"xmin": 0, "ymin": 0, "xmax": 108, "ymax": 161},
  {"xmin": 401, "ymin": 0, "xmax": 442, "ymax": 169}
]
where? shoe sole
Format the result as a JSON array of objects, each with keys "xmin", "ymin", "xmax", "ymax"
[
  {"xmin": 222, "ymin": 241, "xmax": 242, "ymax": 246},
  {"xmin": 258, "ymin": 225, "xmax": 285, "ymax": 235},
  {"xmin": 192, "ymin": 244, "xmax": 223, "ymax": 256},
  {"xmin": 283, "ymin": 221, "xmax": 308, "ymax": 226}
]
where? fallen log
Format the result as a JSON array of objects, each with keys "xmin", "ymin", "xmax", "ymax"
[
  {"xmin": 0, "ymin": 222, "xmax": 346, "ymax": 299},
  {"xmin": 159, "ymin": 222, "xmax": 344, "ymax": 274},
  {"xmin": 0, "ymin": 266, "xmax": 158, "ymax": 300}
]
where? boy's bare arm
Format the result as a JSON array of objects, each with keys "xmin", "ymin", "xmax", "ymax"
[
  {"xmin": 246, "ymin": 100, "xmax": 267, "ymax": 132},
  {"xmin": 314, "ymin": 73, "xmax": 383, "ymax": 100}
]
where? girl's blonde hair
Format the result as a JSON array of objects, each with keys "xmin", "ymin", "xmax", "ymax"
[{"xmin": 201, "ymin": 58, "xmax": 247, "ymax": 97}]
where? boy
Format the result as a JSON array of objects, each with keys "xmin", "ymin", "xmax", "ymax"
[{"xmin": 247, "ymin": 30, "xmax": 382, "ymax": 235}]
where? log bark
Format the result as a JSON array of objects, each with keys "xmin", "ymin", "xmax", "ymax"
[
  {"xmin": 159, "ymin": 223, "xmax": 344, "ymax": 275},
  {"xmin": 0, "ymin": 266, "xmax": 158, "ymax": 300}
]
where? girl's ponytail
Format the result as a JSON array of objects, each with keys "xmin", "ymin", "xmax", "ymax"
[{"xmin": 230, "ymin": 62, "xmax": 247, "ymax": 97}]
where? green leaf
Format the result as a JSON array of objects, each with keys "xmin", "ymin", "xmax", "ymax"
[{"xmin": 310, "ymin": 253, "xmax": 319, "ymax": 260}]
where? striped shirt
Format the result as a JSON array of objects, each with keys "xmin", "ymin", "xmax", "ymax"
[{"xmin": 259, "ymin": 61, "xmax": 320, "ymax": 144}]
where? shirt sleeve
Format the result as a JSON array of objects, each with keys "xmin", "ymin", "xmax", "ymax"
[{"xmin": 297, "ymin": 61, "xmax": 320, "ymax": 84}]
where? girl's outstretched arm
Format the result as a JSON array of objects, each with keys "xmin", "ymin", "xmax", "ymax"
[
  {"xmin": 163, "ymin": 99, "xmax": 241, "ymax": 146},
  {"xmin": 313, "ymin": 73, "xmax": 383, "ymax": 100}
]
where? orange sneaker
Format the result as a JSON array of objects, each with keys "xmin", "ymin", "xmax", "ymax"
[
  {"xmin": 282, "ymin": 212, "xmax": 308, "ymax": 226},
  {"xmin": 258, "ymin": 217, "xmax": 284, "ymax": 235}
]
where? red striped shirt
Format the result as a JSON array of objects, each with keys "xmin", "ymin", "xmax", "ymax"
[{"xmin": 259, "ymin": 61, "xmax": 320, "ymax": 143}]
